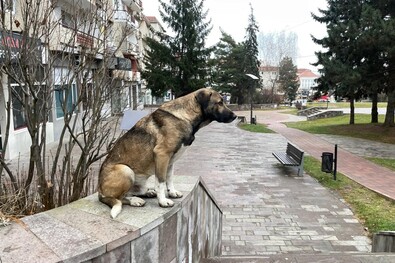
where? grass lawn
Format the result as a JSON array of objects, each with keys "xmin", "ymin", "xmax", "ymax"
[
  {"xmin": 304, "ymin": 157, "xmax": 395, "ymax": 235},
  {"xmin": 367, "ymin": 158, "xmax": 395, "ymax": 171},
  {"xmin": 285, "ymin": 114, "xmax": 395, "ymax": 144},
  {"xmin": 238, "ymin": 123, "xmax": 275, "ymax": 133},
  {"xmin": 307, "ymin": 101, "xmax": 388, "ymax": 109}
]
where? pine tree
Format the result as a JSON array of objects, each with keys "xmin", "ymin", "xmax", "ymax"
[
  {"xmin": 371, "ymin": 0, "xmax": 395, "ymax": 127},
  {"xmin": 143, "ymin": 0, "xmax": 212, "ymax": 97},
  {"xmin": 357, "ymin": 4, "xmax": 387, "ymax": 123},
  {"xmin": 143, "ymin": 36, "xmax": 176, "ymax": 98},
  {"xmin": 211, "ymin": 31, "xmax": 247, "ymax": 104},
  {"xmin": 243, "ymin": 4, "xmax": 261, "ymax": 104},
  {"xmin": 312, "ymin": 0, "xmax": 395, "ymax": 126},
  {"xmin": 312, "ymin": 0, "xmax": 365, "ymax": 124},
  {"xmin": 278, "ymin": 57, "xmax": 299, "ymax": 104}
]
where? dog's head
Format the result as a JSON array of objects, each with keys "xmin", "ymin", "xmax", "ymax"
[{"xmin": 195, "ymin": 88, "xmax": 237, "ymax": 123}]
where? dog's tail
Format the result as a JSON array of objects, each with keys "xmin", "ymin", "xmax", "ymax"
[{"xmin": 99, "ymin": 194, "xmax": 123, "ymax": 219}]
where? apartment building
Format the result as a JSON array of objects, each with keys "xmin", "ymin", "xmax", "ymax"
[{"xmin": 0, "ymin": 0, "xmax": 146, "ymax": 159}]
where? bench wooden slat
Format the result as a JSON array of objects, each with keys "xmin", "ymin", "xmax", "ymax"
[
  {"xmin": 272, "ymin": 142, "xmax": 304, "ymax": 176},
  {"xmin": 272, "ymin": 152, "xmax": 299, "ymax": 166}
]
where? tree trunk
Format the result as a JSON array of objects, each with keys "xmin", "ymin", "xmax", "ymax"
[
  {"xmin": 371, "ymin": 91, "xmax": 378, "ymax": 123},
  {"xmin": 349, "ymin": 98, "xmax": 355, "ymax": 125},
  {"xmin": 384, "ymin": 89, "xmax": 395, "ymax": 127}
]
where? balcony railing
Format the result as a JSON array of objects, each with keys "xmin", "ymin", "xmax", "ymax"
[
  {"xmin": 62, "ymin": 0, "xmax": 96, "ymax": 10},
  {"xmin": 122, "ymin": 0, "xmax": 142, "ymax": 12}
]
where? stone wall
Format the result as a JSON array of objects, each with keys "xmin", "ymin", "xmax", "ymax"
[
  {"xmin": 307, "ymin": 110, "xmax": 343, "ymax": 120},
  {"xmin": 0, "ymin": 176, "xmax": 222, "ymax": 263}
]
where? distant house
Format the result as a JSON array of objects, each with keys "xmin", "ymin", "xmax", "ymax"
[
  {"xmin": 297, "ymin": 68, "xmax": 319, "ymax": 99},
  {"xmin": 258, "ymin": 65, "xmax": 320, "ymax": 103},
  {"xmin": 259, "ymin": 65, "xmax": 279, "ymax": 91}
]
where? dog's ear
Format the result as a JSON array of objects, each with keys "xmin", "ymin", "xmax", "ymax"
[{"xmin": 195, "ymin": 89, "xmax": 212, "ymax": 108}]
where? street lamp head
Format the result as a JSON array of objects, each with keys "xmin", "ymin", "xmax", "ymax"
[{"xmin": 246, "ymin": 73, "xmax": 259, "ymax": 80}]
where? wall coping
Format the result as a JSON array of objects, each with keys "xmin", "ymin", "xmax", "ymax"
[{"xmin": 0, "ymin": 175, "xmax": 221, "ymax": 262}]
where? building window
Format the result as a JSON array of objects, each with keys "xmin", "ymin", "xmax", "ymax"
[
  {"xmin": 11, "ymin": 86, "xmax": 26, "ymax": 130},
  {"xmin": 0, "ymin": 0, "xmax": 15, "ymax": 13},
  {"xmin": 55, "ymin": 84, "xmax": 78, "ymax": 118},
  {"xmin": 61, "ymin": 10, "xmax": 74, "ymax": 28},
  {"xmin": 11, "ymin": 84, "xmax": 47, "ymax": 130}
]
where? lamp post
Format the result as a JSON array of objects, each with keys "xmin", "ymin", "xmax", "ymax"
[{"xmin": 246, "ymin": 73, "xmax": 259, "ymax": 124}]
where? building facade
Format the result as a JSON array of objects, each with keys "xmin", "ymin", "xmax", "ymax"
[
  {"xmin": 0, "ymin": 0, "xmax": 151, "ymax": 159},
  {"xmin": 297, "ymin": 68, "xmax": 319, "ymax": 100},
  {"xmin": 258, "ymin": 65, "xmax": 319, "ymax": 103}
]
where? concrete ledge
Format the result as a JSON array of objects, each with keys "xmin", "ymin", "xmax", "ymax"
[
  {"xmin": 373, "ymin": 231, "xmax": 395, "ymax": 252},
  {"xmin": 0, "ymin": 176, "xmax": 222, "ymax": 263}
]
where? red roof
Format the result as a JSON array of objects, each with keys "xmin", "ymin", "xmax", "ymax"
[
  {"xmin": 297, "ymin": 68, "xmax": 319, "ymax": 78},
  {"xmin": 145, "ymin": 16, "xmax": 159, "ymax": 23}
]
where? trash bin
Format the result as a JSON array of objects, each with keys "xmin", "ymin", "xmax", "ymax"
[
  {"xmin": 251, "ymin": 116, "xmax": 256, "ymax": 125},
  {"xmin": 321, "ymin": 152, "xmax": 333, "ymax": 173}
]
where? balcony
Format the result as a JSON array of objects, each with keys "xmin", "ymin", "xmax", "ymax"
[
  {"xmin": 113, "ymin": 10, "xmax": 138, "ymax": 29},
  {"xmin": 62, "ymin": 0, "xmax": 96, "ymax": 10},
  {"xmin": 122, "ymin": 0, "xmax": 142, "ymax": 12},
  {"xmin": 126, "ymin": 42, "xmax": 140, "ymax": 56}
]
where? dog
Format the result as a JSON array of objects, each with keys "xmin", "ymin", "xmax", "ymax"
[{"xmin": 98, "ymin": 88, "xmax": 237, "ymax": 218}]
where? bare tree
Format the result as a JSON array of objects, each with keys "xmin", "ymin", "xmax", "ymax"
[
  {"xmin": 0, "ymin": 0, "xmax": 132, "ymax": 216},
  {"xmin": 257, "ymin": 31, "xmax": 298, "ymax": 103},
  {"xmin": 258, "ymin": 31, "xmax": 298, "ymax": 66}
]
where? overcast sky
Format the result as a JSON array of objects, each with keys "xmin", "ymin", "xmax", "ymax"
[{"xmin": 142, "ymin": 0, "xmax": 328, "ymax": 71}]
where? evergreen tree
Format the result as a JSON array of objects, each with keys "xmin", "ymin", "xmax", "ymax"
[
  {"xmin": 143, "ymin": 36, "xmax": 176, "ymax": 98},
  {"xmin": 210, "ymin": 4, "xmax": 260, "ymax": 105},
  {"xmin": 211, "ymin": 31, "xmax": 247, "ymax": 104},
  {"xmin": 371, "ymin": 0, "xmax": 395, "ymax": 127},
  {"xmin": 278, "ymin": 57, "xmax": 299, "ymax": 104},
  {"xmin": 243, "ymin": 4, "xmax": 261, "ymax": 103},
  {"xmin": 312, "ymin": 0, "xmax": 395, "ymax": 126},
  {"xmin": 144, "ymin": 0, "xmax": 212, "ymax": 98},
  {"xmin": 312, "ymin": 0, "xmax": 365, "ymax": 124},
  {"xmin": 357, "ymin": 4, "xmax": 387, "ymax": 123}
]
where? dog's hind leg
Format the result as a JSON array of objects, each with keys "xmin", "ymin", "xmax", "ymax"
[
  {"xmin": 98, "ymin": 164, "xmax": 134, "ymax": 218},
  {"xmin": 130, "ymin": 174, "xmax": 157, "ymax": 197},
  {"xmin": 99, "ymin": 195, "xmax": 123, "ymax": 219},
  {"xmin": 123, "ymin": 196, "xmax": 146, "ymax": 207}
]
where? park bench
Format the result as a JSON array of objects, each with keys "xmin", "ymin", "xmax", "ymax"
[
  {"xmin": 272, "ymin": 142, "xmax": 304, "ymax": 176},
  {"xmin": 237, "ymin": 116, "xmax": 246, "ymax": 123}
]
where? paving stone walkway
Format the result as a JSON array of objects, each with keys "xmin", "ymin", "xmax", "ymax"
[
  {"xmin": 176, "ymin": 109, "xmax": 395, "ymax": 261},
  {"xmin": 254, "ymin": 110, "xmax": 395, "ymax": 201},
  {"xmin": 175, "ymin": 120, "xmax": 372, "ymax": 256}
]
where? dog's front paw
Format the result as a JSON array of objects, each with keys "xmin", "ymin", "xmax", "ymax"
[
  {"xmin": 159, "ymin": 198, "xmax": 174, "ymax": 207},
  {"xmin": 168, "ymin": 190, "xmax": 183, "ymax": 198},
  {"xmin": 127, "ymin": 197, "xmax": 146, "ymax": 207}
]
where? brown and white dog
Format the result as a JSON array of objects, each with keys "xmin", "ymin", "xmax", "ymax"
[{"xmin": 98, "ymin": 88, "xmax": 237, "ymax": 218}]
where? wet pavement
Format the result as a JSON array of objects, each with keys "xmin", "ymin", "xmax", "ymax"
[
  {"xmin": 2, "ymin": 108, "xmax": 394, "ymax": 262},
  {"xmin": 174, "ymin": 109, "xmax": 395, "ymax": 260}
]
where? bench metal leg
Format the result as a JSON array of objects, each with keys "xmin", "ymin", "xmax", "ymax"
[{"xmin": 297, "ymin": 156, "xmax": 304, "ymax": 176}]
